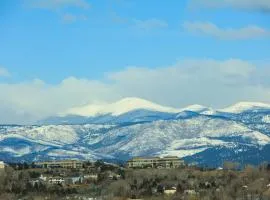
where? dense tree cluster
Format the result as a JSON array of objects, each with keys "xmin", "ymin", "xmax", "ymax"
[
  {"xmin": 103, "ymin": 163, "xmax": 270, "ymax": 200},
  {"xmin": 2, "ymin": 162, "xmax": 270, "ymax": 199},
  {"xmin": 0, "ymin": 166, "xmax": 78, "ymax": 200}
]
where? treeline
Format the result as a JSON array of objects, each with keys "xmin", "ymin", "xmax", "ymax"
[
  {"xmin": 2, "ymin": 161, "xmax": 270, "ymax": 200},
  {"xmin": 103, "ymin": 163, "xmax": 270, "ymax": 200}
]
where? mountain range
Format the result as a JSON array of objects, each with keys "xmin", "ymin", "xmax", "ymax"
[{"xmin": 1, "ymin": 97, "xmax": 270, "ymax": 167}]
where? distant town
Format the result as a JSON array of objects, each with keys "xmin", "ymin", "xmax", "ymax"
[{"xmin": 1, "ymin": 157, "xmax": 270, "ymax": 200}]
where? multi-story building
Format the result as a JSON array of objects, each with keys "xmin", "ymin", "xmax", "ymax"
[
  {"xmin": 127, "ymin": 156, "xmax": 184, "ymax": 169},
  {"xmin": 35, "ymin": 160, "xmax": 83, "ymax": 169}
]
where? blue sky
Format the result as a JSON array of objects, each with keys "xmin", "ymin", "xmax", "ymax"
[{"xmin": 0, "ymin": 0, "xmax": 270, "ymax": 123}]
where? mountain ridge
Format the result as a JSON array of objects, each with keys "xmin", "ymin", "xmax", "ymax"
[
  {"xmin": 62, "ymin": 98, "xmax": 270, "ymax": 117},
  {"xmin": 2, "ymin": 98, "xmax": 270, "ymax": 167},
  {"xmin": 40, "ymin": 98, "xmax": 270, "ymax": 125}
]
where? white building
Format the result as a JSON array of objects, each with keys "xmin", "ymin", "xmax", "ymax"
[
  {"xmin": 35, "ymin": 160, "xmax": 83, "ymax": 169},
  {"xmin": 48, "ymin": 177, "xmax": 65, "ymax": 185},
  {"xmin": 0, "ymin": 161, "xmax": 5, "ymax": 169},
  {"xmin": 84, "ymin": 174, "xmax": 98, "ymax": 180},
  {"xmin": 164, "ymin": 189, "xmax": 177, "ymax": 195},
  {"xmin": 127, "ymin": 156, "xmax": 185, "ymax": 169}
]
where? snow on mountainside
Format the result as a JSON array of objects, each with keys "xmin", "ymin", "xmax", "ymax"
[
  {"xmin": 41, "ymin": 98, "xmax": 270, "ymax": 125},
  {"xmin": 179, "ymin": 104, "xmax": 210, "ymax": 113},
  {"xmin": 1, "ymin": 114, "xmax": 270, "ymax": 165},
  {"xmin": 63, "ymin": 98, "xmax": 215, "ymax": 117},
  {"xmin": 42, "ymin": 98, "xmax": 216, "ymax": 125},
  {"xmin": 220, "ymin": 102, "xmax": 270, "ymax": 113},
  {"xmin": 90, "ymin": 116, "xmax": 270, "ymax": 158},
  {"xmin": 0, "ymin": 124, "xmax": 115, "ymax": 161},
  {"xmin": 263, "ymin": 115, "xmax": 270, "ymax": 123},
  {"xmin": 6, "ymin": 114, "xmax": 270, "ymax": 163},
  {"xmin": 2, "ymin": 99, "xmax": 270, "ymax": 166},
  {"xmin": 62, "ymin": 97, "xmax": 181, "ymax": 117}
]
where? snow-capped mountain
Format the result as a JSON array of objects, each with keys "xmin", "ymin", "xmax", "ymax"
[
  {"xmin": 219, "ymin": 102, "xmax": 270, "ymax": 114},
  {"xmin": 62, "ymin": 97, "xmax": 181, "ymax": 117},
  {"xmin": 179, "ymin": 104, "xmax": 211, "ymax": 113},
  {"xmin": 2, "ymin": 98, "xmax": 270, "ymax": 167},
  {"xmin": 43, "ymin": 99, "xmax": 270, "ymax": 125},
  {"xmin": 40, "ymin": 98, "xmax": 213, "ymax": 125}
]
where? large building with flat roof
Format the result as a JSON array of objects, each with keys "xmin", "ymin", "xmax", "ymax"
[
  {"xmin": 127, "ymin": 156, "xmax": 184, "ymax": 169},
  {"xmin": 35, "ymin": 160, "xmax": 83, "ymax": 169}
]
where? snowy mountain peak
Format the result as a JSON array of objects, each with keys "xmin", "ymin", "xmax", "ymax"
[
  {"xmin": 60, "ymin": 98, "xmax": 270, "ymax": 118},
  {"xmin": 180, "ymin": 104, "xmax": 209, "ymax": 112},
  {"xmin": 220, "ymin": 102, "xmax": 270, "ymax": 113},
  {"xmin": 63, "ymin": 97, "xmax": 181, "ymax": 117}
]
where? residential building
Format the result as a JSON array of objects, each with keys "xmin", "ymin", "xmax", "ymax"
[
  {"xmin": 0, "ymin": 161, "xmax": 5, "ymax": 169},
  {"xmin": 39, "ymin": 174, "xmax": 47, "ymax": 182},
  {"xmin": 29, "ymin": 179, "xmax": 42, "ymax": 186},
  {"xmin": 35, "ymin": 160, "xmax": 83, "ymax": 169},
  {"xmin": 65, "ymin": 176, "xmax": 84, "ymax": 185},
  {"xmin": 107, "ymin": 171, "xmax": 121, "ymax": 180},
  {"xmin": 48, "ymin": 177, "xmax": 65, "ymax": 185},
  {"xmin": 84, "ymin": 174, "xmax": 98, "ymax": 181},
  {"xmin": 127, "ymin": 156, "xmax": 184, "ymax": 169},
  {"xmin": 164, "ymin": 188, "xmax": 177, "ymax": 195}
]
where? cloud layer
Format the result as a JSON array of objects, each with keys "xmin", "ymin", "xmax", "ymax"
[
  {"xmin": 0, "ymin": 67, "xmax": 10, "ymax": 77},
  {"xmin": 189, "ymin": 0, "xmax": 270, "ymax": 13},
  {"xmin": 183, "ymin": 21, "xmax": 270, "ymax": 40},
  {"xmin": 30, "ymin": 0, "xmax": 90, "ymax": 10},
  {"xmin": 61, "ymin": 13, "xmax": 87, "ymax": 23},
  {"xmin": 1, "ymin": 59, "xmax": 270, "ymax": 124},
  {"xmin": 133, "ymin": 19, "xmax": 168, "ymax": 31}
]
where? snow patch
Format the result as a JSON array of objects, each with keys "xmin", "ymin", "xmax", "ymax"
[
  {"xmin": 262, "ymin": 115, "xmax": 270, "ymax": 123},
  {"xmin": 220, "ymin": 102, "xmax": 270, "ymax": 113},
  {"xmin": 2, "ymin": 146, "xmax": 31, "ymax": 157}
]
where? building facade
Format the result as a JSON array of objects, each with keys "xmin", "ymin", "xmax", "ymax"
[
  {"xmin": 35, "ymin": 160, "xmax": 83, "ymax": 169},
  {"xmin": 48, "ymin": 177, "xmax": 65, "ymax": 185},
  {"xmin": 0, "ymin": 161, "xmax": 5, "ymax": 169},
  {"xmin": 127, "ymin": 156, "xmax": 184, "ymax": 169}
]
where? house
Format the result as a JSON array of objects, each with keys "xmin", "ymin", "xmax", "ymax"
[
  {"xmin": 84, "ymin": 174, "xmax": 98, "ymax": 181},
  {"xmin": 107, "ymin": 171, "xmax": 121, "ymax": 180},
  {"xmin": 242, "ymin": 185, "xmax": 248, "ymax": 190},
  {"xmin": 164, "ymin": 187, "xmax": 177, "ymax": 195},
  {"xmin": 39, "ymin": 174, "xmax": 47, "ymax": 182},
  {"xmin": 0, "ymin": 161, "xmax": 5, "ymax": 169},
  {"xmin": 127, "ymin": 156, "xmax": 184, "ymax": 169},
  {"xmin": 48, "ymin": 177, "xmax": 65, "ymax": 185},
  {"xmin": 35, "ymin": 160, "xmax": 83, "ymax": 169},
  {"xmin": 29, "ymin": 179, "xmax": 42, "ymax": 186},
  {"xmin": 65, "ymin": 176, "xmax": 84, "ymax": 185}
]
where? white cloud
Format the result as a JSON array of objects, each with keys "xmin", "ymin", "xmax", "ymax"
[
  {"xmin": 30, "ymin": 0, "xmax": 90, "ymax": 10},
  {"xmin": 62, "ymin": 13, "xmax": 77, "ymax": 23},
  {"xmin": 1, "ymin": 59, "xmax": 270, "ymax": 124},
  {"xmin": 189, "ymin": 0, "xmax": 270, "ymax": 12},
  {"xmin": 133, "ymin": 19, "xmax": 168, "ymax": 31},
  {"xmin": 61, "ymin": 13, "xmax": 87, "ymax": 23},
  {"xmin": 0, "ymin": 67, "xmax": 10, "ymax": 77},
  {"xmin": 27, "ymin": 0, "xmax": 90, "ymax": 23},
  {"xmin": 183, "ymin": 21, "xmax": 270, "ymax": 40},
  {"xmin": 110, "ymin": 12, "xmax": 128, "ymax": 24}
]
